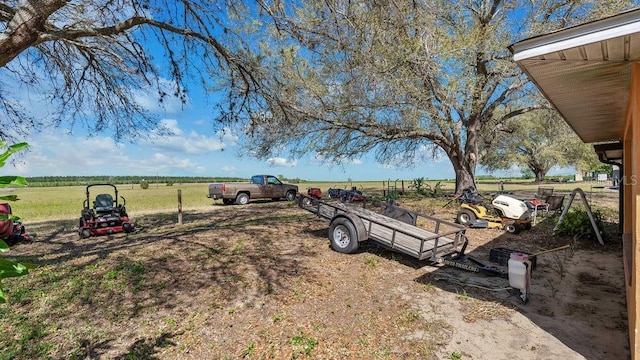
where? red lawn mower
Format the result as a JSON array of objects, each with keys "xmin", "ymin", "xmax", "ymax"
[
  {"xmin": 0, "ymin": 203, "xmax": 30, "ymax": 246},
  {"xmin": 78, "ymin": 184, "xmax": 134, "ymax": 238}
]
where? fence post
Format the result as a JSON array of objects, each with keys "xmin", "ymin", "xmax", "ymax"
[{"xmin": 177, "ymin": 189, "xmax": 183, "ymax": 225}]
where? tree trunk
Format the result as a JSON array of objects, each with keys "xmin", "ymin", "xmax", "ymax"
[
  {"xmin": 449, "ymin": 150, "xmax": 476, "ymax": 194},
  {"xmin": 534, "ymin": 169, "xmax": 546, "ymax": 183},
  {"xmin": 454, "ymin": 166, "xmax": 476, "ymax": 194}
]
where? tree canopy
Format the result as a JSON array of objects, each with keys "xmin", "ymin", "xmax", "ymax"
[
  {"xmin": 1, "ymin": 1, "xmax": 635, "ymax": 188},
  {"xmin": 0, "ymin": 0, "xmax": 277, "ymax": 141}
]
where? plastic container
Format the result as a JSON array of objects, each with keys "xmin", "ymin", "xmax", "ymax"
[
  {"xmin": 508, "ymin": 253, "xmax": 529, "ymax": 291},
  {"xmin": 490, "ymin": 247, "xmax": 537, "ymax": 270}
]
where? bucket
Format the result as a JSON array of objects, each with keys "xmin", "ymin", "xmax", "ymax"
[{"xmin": 508, "ymin": 253, "xmax": 529, "ymax": 291}]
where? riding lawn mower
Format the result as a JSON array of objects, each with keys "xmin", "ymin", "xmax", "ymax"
[
  {"xmin": 454, "ymin": 187, "xmax": 532, "ymax": 234},
  {"xmin": 0, "ymin": 203, "xmax": 30, "ymax": 246},
  {"xmin": 78, "ymin": 184, "xmax": 134, "ymax": 238}
]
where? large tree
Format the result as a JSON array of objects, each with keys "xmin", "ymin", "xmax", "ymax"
[{"xmin": 225, "ymin": 0, "xmax": 634, "ymax": 192}]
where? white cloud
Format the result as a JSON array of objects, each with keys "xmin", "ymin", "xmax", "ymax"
[
  {"xmin": 221, "ymin": 166, "xmax": 237, "ymax": 173},
  {"xmin": 267, "ymin": 157, "xmax": 298, "ymax": 167},
  {"xmin": 144, "ymin": 119, "xmax": 237, "ymax": 155},
  {"xmin": 1, "ymin": 120, "xmax": 227, "ymax": 176},
  {"xmin": 311, "ymin": 154, "xmax": 363, "ymax": 166}
]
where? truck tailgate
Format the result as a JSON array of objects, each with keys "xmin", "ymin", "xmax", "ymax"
[{"xmin": 208, "ymin": 183, "xmax": 224, "ymax": 198}]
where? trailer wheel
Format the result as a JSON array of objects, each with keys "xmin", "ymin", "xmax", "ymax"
[
  {"xmin": 456, "ymin": 209, "xmax": 476, "ymax": 226},
  {"xmin": 328, "ymin": 217, "xmax": 359, "ymax": 254},
  {"xmin": 235, "ymin": 193, "xmax": 250, "ymax": 205},
  {"xmin": 505, "ymin": 222, "xmax": 521, "ymax": 234},
  {"xmin": 302, "ymin": 197, "xmax": 312, "ymax": 206}
]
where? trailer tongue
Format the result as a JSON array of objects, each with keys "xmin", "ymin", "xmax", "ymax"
[{"xmin": 298, "ymin": 194, "xmax": 505, "ymax": 277}]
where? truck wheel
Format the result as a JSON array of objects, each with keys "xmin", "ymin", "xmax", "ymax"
[
  {"xmin": 328, "ymin": 217, "xmax": 359, "ymax": 254},
  {"xmin": 235, "ymin": 193, "xmax": 250, "ymax": 205},
  {"xmin": 456, "ymin": 209, "xmax": 476, "ymax": 226},
  {"xmin": 285, "ymin": 191, "xmax": 296, "ymax": 202}
]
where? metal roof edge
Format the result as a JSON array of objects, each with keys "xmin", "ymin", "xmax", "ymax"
[{"xmin": 509, "ymin": 7, "xmax": 640, "ymax": 59}]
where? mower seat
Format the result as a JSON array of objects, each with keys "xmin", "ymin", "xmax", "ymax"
[{"xmin": 94, "ymin": 194, "xmax": 115, "ymax": 213}]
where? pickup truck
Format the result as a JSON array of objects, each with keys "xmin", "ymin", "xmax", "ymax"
[{"xmin": 207, "ymin": 175, "xmax": 299, "ymax": 205}]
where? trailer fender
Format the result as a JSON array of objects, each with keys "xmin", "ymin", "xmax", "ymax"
[{"xmin": 331, "ymin": 213, "xmax": 368, "ymax": 242}]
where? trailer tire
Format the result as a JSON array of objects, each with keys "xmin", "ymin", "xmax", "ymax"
[
  {"xmin": 328, "ymin": 217, "xmax": 359, "ymax": 254},
  {"xmin": 235, "ymin": 193, "xmax": 250, "ymax": 205},
  {"xmin": 456, "ymin": 209, "xmax": 476, "ymax": 226}
]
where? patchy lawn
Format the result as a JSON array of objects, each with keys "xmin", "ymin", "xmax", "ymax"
[{"xmin": 0, "ymin": 191, "xmax": 628, "ymax": 359}]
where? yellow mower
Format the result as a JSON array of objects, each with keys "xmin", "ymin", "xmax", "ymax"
[{"xmin": 455, "ymin": 187, "xmax": 532, "ymax": 234}]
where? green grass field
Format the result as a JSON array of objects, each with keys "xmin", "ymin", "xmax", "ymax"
[{"xmin": 5, "ymin": 179, "xmax": 615, "ymax": 222}]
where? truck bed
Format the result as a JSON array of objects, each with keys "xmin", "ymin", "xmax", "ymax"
[{"xmin": 300, "ymin": 198, "xmax": 466, "ymax": 261}]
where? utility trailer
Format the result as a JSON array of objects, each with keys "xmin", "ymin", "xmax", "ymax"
[{"xmin": 298, "ymin": 194, "xmax": 505, "ymax": 277}]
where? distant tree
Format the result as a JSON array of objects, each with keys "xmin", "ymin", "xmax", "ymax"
[{"xmin": 480, "ymin": 110, "xmax": 590, "ymax": 182}]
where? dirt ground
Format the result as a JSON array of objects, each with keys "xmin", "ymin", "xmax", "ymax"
[{"xmin": 1, "ymin": 190, "xmax": 628, "ymax": 359}]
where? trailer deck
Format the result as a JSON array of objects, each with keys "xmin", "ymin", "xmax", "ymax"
[
  {"xmin": 298, "ymin": 194, "xmax": 506, "ymax": 277},
  {"xmin": 299, "ymin": 195, "xmax": 466, "ymax": 261}
]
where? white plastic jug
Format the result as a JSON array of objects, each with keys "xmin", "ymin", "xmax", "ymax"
[{"xmin": 508, "ymin": 252, "xmax": 531, "ymax": 303}]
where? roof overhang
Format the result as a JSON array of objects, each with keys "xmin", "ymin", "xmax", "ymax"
[
  {"xmin": 509, "ymin": 8, "xmax": 640, "ymax": 144},
  {"xmin": 594, "ymin": 141, "xmax": 624, "ymax": 165}
]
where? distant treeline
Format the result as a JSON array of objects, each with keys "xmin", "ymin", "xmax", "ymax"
[{"xmin": 25, "ymin": 176, "xmax": 248, "ymax": 187}]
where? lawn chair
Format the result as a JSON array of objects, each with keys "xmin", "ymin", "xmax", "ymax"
[
  {"xmin": 545, "ymin": 195, "xmax": 565, "ymax": 214},
  {"xmin": 527, "ymin": 187, "xmax": 555, "ymax": 224}
]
